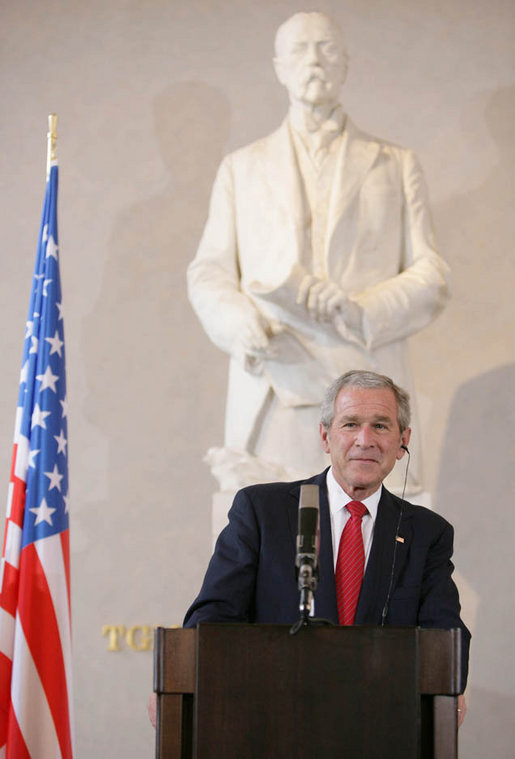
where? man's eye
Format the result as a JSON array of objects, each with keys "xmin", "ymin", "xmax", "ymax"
[{"xmin": 321, "ymin": 42, "xmax": 338, "ymax": 57}]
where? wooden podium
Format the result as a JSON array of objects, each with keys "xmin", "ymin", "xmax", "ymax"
[{"xmin": 154, "ymin": 624, "xmax": 462, "ymax": 759}]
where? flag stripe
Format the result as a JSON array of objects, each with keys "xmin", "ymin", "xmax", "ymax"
[
  {"xmin": 0, "ymin": 565, "xmax": 18, "ymax": 619},
  {"xmin": 60, "ymin": 531, "xmax": 71, "ymax": 627},
  {"xmin": 5, "ymin": 486, "xmax": 13, "ymax": 523},
  {"xmin": 36, "ymin": 534, "xmax": 74, "ymax": 739},
  {"xmin": 10, "ymin": 620, "xmax": 62, "ymax": 759},
  {"xmin": 13, "ymin": 437, "xmax": 29, "ymax": 485},
  {"xmin": 0, "ymin": 653, "xmax": 12, "ymax": 712},
  {"xmin": 3, "ymin": 525, "xmax": 21, "ymax": 571},
  {"xmin": 0, "ymin": 612, "xmax": 15, "ymax": 660},
  {"xmin": 17, "ymin": 542, "xmax": 72, "ymax": 759},
  {"xmin": 4, "ymin": 708, "xmax": 31, "ymax": 759}
]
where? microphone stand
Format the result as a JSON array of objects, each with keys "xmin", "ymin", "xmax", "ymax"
[{"xmin": 290, "ymin": 559, "xmax": 334, "ymax": 635}]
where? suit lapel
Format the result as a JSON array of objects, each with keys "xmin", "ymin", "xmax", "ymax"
[
  {"xmin": 315, "ymin": 475, "xmax": 339, "ymax": 622},
  {"xmin": 326, "ymin": 118, "xmax": 381, "ymax": 278},
  {"xmin": 265, "ymin": 120, "xmax": 309, "ymax": 266},
  {"xmin": 328, "ymin": 118, "xmax": 381, "ymax": 231},
  {"xmin": 355, "ymin": 488, "xmax": 412, "ymax": 624}
]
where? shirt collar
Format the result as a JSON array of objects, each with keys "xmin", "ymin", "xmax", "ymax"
[{"xmin": 326, "ymin": 466, "xmax": 382, "ymax": 522}]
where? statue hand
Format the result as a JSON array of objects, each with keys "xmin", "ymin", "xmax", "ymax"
[
  {"xmin": 296, "ymin": 275, "xmax": 346, "ymax": 321},
  {"xmin": 235, "ymin": 311, "xmax": 271, "ymax": 374},
  {"xmin": 298, "ymin": 275, "xmax": 357, "ymax": 320},
  {"xmin": 297, "ymin": 274, "xmax": 363, "ymax": 336}
]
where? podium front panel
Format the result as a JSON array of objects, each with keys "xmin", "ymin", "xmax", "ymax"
[{"xmin": 195, "ymin": 624, "xmax": 419, "ymax": 759}]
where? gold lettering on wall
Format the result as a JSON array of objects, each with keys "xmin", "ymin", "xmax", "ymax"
[
  {"xmin": 102, "ymin": 624, "xmax": 179, "ymax": 651},
  {"xmin": 102, "ymin": 625, "xmax": 126, "ymax": 651},
  {"xmin": 126, "ymin": 625, "xmax": 154, "ymax": 651}
]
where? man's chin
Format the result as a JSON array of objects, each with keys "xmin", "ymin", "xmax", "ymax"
[
  {"xmin": 300, "ymin": 83, "xmax": 330, "ymax": 103},
  {"xmin": 349, "ymin": 459, "xmax": 380, "ymax": 470},
  {"xmin": 346, "ymin": 463, "xmax": 381, "ymax": 488}
]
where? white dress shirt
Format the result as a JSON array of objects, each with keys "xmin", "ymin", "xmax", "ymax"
[{"xmin": 326, "ymin": 467, "xmax": 382, "ymax": 571}]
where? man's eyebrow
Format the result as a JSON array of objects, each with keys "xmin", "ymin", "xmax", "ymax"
[
  {"xmin": 338, "ymin": 413, "xmax": 394, "ymax": 423},
  {"xmin": 371, "ymin": 415, "xmax": 394, "ymax": 424}
]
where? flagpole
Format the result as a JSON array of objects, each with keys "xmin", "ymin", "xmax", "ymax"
[{"xmin": 47, "ymin": 113, "xmax": 57, "ymax": 178}]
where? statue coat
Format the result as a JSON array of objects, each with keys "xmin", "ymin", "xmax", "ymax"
[{"xmin": 188, "ymin": 117, "xmax": 450, "ymax": 483}]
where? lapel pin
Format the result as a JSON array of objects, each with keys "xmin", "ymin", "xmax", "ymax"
[{"xmin": 395, "ymin": 536, "xmax": 405, "ymax": 544}]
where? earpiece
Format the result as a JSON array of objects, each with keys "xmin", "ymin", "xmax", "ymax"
[{"xmin": 401, "ymin": 444, "xmax": 409, "ymax": 453}]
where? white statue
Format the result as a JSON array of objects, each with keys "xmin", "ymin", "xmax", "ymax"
[{"xmin": 188, "ymin": 11, "xmax": 450, "ymax": 495}]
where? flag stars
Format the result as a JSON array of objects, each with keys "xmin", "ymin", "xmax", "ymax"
[
  {"xmin": 29, "ymin": 449, "xmax": 40, "ymax": 468},
  {"xmin": 36, "ymin": 365, "xmax": 59, "ymax": 393},
  {"xmin": 31, "ymin": 403, "xmax": 51, "ymax": 429},
  {"xmin": 45, "ymin": 331, "xmax": 64, "ymax": 357},
  {"xmin": 29, "ymin": 336, "xmax": 39, "ymax": 354},
  {"xmin": 44, "ymin": 464, "xmax": 63, "ymax": 492},
  {"xmin": 19, "ymin": 361, "xmax": 29, "ymax": 385},
  {"xmin": 60, "ymin": 397, "xmax": 68, "ymax": 418},
  {"xmin": 56, "ymin": 302, "xmax": 64, "ymax": 320},
  {"xmin": 45, "ymin": 235, "xmax": 59, "ymax": 260},
  {"xmin": 54, "ymin": 430, "xmax": 67, "ymax": 455},
  {"xmin": 30, "ymin": 497, "xmax": 56, "ymax": 526},
  {"xmin": 43, "ymin": 279, "xmax": 53, "ymax": 296}
]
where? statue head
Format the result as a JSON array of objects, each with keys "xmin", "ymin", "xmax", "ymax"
[{"xmin": 273, "ymin": 12, "xmax": 348, "ymax": 108}]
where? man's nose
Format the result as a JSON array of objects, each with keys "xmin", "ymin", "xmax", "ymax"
[
  {"xmin": 305, "ymin": 42, "xmax": 322, "ymax": 65},
  {"xmin": 355, "ymin": 426, "xmax": 375, "ymax": 447}
]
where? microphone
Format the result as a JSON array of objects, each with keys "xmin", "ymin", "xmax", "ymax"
[{"xmin": 296, "ymin": 484, "xmax": 320, "ymax": 618}]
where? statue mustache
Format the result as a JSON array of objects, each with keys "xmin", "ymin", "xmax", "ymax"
[{"xmin": 304, "ymin": 68, "xmax": 327, "ymax": 85}]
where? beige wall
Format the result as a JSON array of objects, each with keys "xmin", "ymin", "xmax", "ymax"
[{"xmin": 0, "ymin": 1, "xmax": 513, "ymax": 756}]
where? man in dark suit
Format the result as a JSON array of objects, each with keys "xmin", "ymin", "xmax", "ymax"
[{"xmin": 183, "ymin": 369, "xmax": 470, "ymax": 723}]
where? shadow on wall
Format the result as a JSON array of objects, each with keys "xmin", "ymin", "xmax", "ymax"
[
  {"xmin": 433, "ymin": 85, "xmax": 514, "ymax": 367},
  {"xmin": 436, "ymin": 363, "xmax": 515, "ymax": 759},
  {"xmin": 80, "ymin": 81, "xmax": 231, "ymax": 603},
  {"xmin": 82, "ymin": 81, "xmax": 230, "ymax": 503}
]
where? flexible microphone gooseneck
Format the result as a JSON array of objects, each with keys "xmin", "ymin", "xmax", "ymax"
[{"xmin": 381, "ymin": 444, "xmax": 410, "ymax": 625}]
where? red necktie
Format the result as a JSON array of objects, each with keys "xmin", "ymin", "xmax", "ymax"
[{"xmin": 335, "ymin": 500, "xmax": 368, "ymax": 625}]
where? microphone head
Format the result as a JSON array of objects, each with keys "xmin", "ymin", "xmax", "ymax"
[{"xmin": 297, "ymin": 484, "xmax": 319, "ymax": 556}]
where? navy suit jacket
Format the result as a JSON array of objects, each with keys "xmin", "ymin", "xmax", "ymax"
[{"xmin": 184, "ymin": 470, "xmax": 470, "ymax": 688}]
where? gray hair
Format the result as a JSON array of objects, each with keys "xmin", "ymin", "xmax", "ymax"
[{"xmin": 320, "ymin": 370, "xmax": 411, "ymax": 432}]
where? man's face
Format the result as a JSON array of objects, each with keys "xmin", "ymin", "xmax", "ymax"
[
  {"xmin": 320, "ymin": 387, "xmax": 411, "ymax": 500},
  {"xmin": 274, "ymin": 15, "xmax": 346, "ymax": 107}
]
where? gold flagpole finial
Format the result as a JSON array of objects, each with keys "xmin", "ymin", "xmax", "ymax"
[{"xmin": 46, "ymin": 114, "xmax": 58, "ymax": 178}]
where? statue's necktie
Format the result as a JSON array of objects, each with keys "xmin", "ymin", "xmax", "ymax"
[{"xmin": 335, "ymin": 501, "xmax": 368, "ymax": 625}]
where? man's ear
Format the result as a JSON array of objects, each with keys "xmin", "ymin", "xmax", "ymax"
[
  {"xmin": 273, "ymin": 56, "xmax": 287, "ymax": 86},
  {"xmin": 320, "ymin": 422, "xmax": 331, "ymax": 454},
  {"xmin": 396, "ymin": 427, "xmax": 411, "ymax": 460}
]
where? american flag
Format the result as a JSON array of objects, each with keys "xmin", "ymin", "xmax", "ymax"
[{"xmin": 0, "ymin": 157, "xmax": 73, "ymax": 757}]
